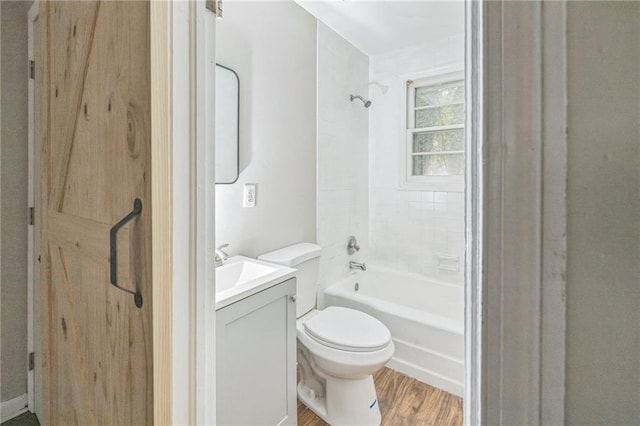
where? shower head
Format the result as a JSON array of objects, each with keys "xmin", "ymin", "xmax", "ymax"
[{"xmin": 350, "ymin": 94, "xmax": 372, "ymax": 108}]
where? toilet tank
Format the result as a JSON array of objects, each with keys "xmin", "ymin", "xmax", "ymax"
[{"xmin": 257, "ymin": 243, "xmax": 322, "ymax": 318}]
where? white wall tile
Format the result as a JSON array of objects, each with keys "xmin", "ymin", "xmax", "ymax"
[
  {"xmin": 435, "ymin": 192, "xmax": 449, "ymax": 203},
  {"xmin": 317, "ymin": 23, "xmax": 370, "ymax": 293},
  {"xmin": 317, "ymin": 29, "xmax": 465, "ymax": 286},
  {"xmin": 368, "ymin": 34, "xmax": 464, "ymax": 283}
]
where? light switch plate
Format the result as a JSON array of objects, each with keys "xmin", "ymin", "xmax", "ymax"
[{"xmin": 243, "ymin": 184, "xmax": 256, "ymax": 208}]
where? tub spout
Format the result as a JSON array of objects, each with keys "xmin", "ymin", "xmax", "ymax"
[{"xmin": 349, "ymin": 261, "xmax": 367, "ymax": 271}]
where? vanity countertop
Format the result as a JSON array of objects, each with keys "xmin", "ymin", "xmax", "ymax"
[{"xmin": 215, "ymin": 255, "xmax": 296, "ymax": 310}]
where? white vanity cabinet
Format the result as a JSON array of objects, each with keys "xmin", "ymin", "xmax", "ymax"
[{"xmin": 216, "ymin": 277, "xmax": 297, "ymax": 426}]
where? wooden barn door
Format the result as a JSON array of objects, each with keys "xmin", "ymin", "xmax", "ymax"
[{"xmin": 37, "ymin": 1, "xmax": 153, "ymax": 424}]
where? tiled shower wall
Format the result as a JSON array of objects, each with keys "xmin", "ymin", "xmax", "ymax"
[
  {"xmin": 369, "ymin": 189, "xmax": 465, "ymax": 282},
  {"xmin": 316, "ymin": 23, "xmax": 370, "ymax": 300},
  {"xmin": 369, "ymin": 35, "xmax": 465, "ymax": 284}
]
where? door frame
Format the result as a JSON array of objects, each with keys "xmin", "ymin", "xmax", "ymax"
[
  {"xmin": 174, "ymin": 2, "xmax": 570, "ymax": 423},
  {"xmin": 27, "ymin": 1, "xmax": 39, "ymax": 414},
  {"xmin": 174, "ymin": 1, "xmax": 569, "ymax": 424},
  {"xmin": 463, "ymin": 1, "xmax": 482, "ymax": 423},
  {"xmin": 150, "ymin": 1, "xmax": 173, "ymax": 423},
  {"xmin": 194, "ymin": 1, "xmax": 218, "ymax": 424},
  {"xmin": 168, "ymin": 1, "xmax": 218, "ymax": 424},
  {"xmin": 475, "ymin": 2, "xmax": 568, "ymax": 424}
]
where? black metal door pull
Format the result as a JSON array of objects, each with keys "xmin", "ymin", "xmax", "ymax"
[{"xmin": 110, "ymin": 198, "xmax": 143, "ymax": 308}]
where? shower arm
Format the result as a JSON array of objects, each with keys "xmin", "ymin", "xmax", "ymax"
[{"xmin": 349, "ymin": 94, "xmax": 372, "ymax": 108}]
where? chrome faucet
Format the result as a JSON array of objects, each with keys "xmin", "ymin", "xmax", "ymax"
[
  {"xmin": 215, "ymin": 244, "xmax": 230, "ymax": 267},
  {"xmin": 349, "ymin": 261, "xmax": 366, "ymax": 271}
]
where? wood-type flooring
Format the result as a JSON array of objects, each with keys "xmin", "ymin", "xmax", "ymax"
[
  {"xmin": 297, "ymin": 367, "xmax": 463, "ymax": 426},
  {"xmin": 3, "ymin": 369, "xmax": 461, "ymax": 426}
]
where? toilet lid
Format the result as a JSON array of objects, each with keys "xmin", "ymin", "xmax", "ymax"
[{"xmin": 303, "ymin": 307, "xmax": 391, "ymax": 352}]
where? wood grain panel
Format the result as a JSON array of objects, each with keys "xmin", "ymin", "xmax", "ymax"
[
  {"xmin": 297, "ymin": 368, "xmax": 463, "ymax": 426},
  {"xmin": 150, "ymin": 1, "xmax": 172, "ymax": 424},
  {"xmin": 48, "ymin": 1, "xmax": 101, "ymax": 213},
  {"xmin": 47, "ymin": 210, "xmax": 130, "ymax": 277},
  {"xmin": 36, "ymin": 3, "xmax": 52, "ymax": 423},
  {"xmin": 38, "ymin": 1, "xmax": 154, "ymax": 424}
]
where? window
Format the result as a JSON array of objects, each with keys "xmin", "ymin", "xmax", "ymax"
[{"xmin": 402, "ymin": 72, "xmax": 465, "ymax": 191}]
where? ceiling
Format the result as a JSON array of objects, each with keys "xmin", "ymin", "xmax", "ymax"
[{"xmin": 294, "ymin": 1, "xmax": 464, "ymax": 56}]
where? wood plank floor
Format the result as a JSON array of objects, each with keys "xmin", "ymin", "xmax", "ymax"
[{"xmin": 297, "ymin": 367, "xmax": 463, "ymax": 426}]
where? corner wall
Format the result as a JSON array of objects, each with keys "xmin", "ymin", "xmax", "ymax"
[
  {"xmin": 1, "ymin": 0, "xmax": 32, "ymax": 404},
  {"xmin": 316, "ymin": 23, "xmax": 369, "ymax": 300},
  {"xmin": 214, "ymin": 1, "xmax": 317, "ymax": 258},
  {"xmin": 565, "ymin": 2, "xmax": 640, "ymax": 423}
]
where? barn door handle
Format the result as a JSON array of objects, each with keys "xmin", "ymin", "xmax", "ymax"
[{"xmin": 110, "ymin": 198, "xmax": 143, "ymax": 308}]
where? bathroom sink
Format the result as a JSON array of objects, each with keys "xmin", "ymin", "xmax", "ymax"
[
  {"xmin": 215, "ymin": 256, "xmax": 296, "ymax": 309},
  {"xmin": 216, "ymin": 257, "xmax": 278, "ymax": 292}
]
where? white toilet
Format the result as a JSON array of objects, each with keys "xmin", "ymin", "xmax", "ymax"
[{"xmin": 258, "ymin": 242, "xmax": 395, "ymax": 425}]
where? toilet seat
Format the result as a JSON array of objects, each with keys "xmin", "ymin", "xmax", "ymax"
[
  {"xmin": 297, "ymin": 309, "xmax": 395, "ymax": 380},
  {"xmin": 303, "ymin": 306, "xmax": 391, "ymax": 352}
]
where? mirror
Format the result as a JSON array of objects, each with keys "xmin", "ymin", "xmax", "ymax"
[{"xmin": 215, "ymin": 64, "xmax": 239, "ymax": 184}]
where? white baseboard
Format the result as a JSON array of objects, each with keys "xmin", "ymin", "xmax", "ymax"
[
  {"xmin": 387, "ymin": 358, "xmax": 464, "ymax": 397},
  {"xmin": 1, "ymin": 393, "xmax": 28, "ymax": 423}
]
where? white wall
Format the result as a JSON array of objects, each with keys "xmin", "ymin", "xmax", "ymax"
[
  {"xmin": 565, "ymin": 2, "xmax": 640, "ymax": 424},
  {"xmin": 316, "ymin": 23, "xmax": 369, "ymax": 301},
  {"xmin": 368, "ymin": 35, "xmax": 465, "ymax": 283},
  {"xmin": 215, "ymin": 1, "xmax": 317, "ymax": 258},
  {"xmin": 1, "ymin": 0, "xmax": 31, "ymax": 403}
]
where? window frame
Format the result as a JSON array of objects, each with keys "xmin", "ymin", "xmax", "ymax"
[{"xmin": 400, "ymin": 69, "xmax": 465, "ymax": 192}]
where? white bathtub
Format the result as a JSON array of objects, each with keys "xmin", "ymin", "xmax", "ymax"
[{"xmin": 323, "ymin": 267, "xmax": 464, "ymax": 397}]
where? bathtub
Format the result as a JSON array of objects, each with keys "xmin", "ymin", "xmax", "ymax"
[{"xmin": 323, "ymin": 267, "xmax": 464, "ymax": 397}]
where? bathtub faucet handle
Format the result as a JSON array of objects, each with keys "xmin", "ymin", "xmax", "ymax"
[{"xmin": 347, "ymin": 236, "xmax": 360, "ymax": 255}]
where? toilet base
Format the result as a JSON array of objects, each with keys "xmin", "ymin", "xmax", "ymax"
[{"xmin": 298, "ymin": 374, "xmax": 381, "ymax": 425}]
